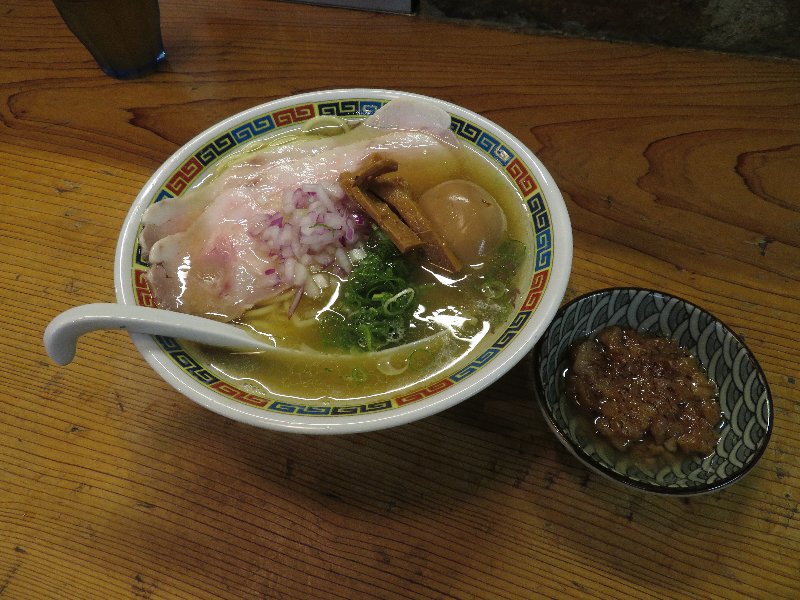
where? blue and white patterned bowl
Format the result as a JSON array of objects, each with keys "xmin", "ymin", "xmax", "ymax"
[{"xmin": 533, "ymin": 288, "xmax": 773, "ymax": 495}]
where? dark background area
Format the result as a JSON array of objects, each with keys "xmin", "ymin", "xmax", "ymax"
[{"xmin": 419, "ymin": 0, "xmax": 799, "ymax": 59}]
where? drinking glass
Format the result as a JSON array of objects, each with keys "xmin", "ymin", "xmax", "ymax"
[{"xmin": 52, "ymin": 0, "xmax": 166, "ymax": 79}]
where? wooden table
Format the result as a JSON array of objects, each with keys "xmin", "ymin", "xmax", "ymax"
[{"xmin": 2, "ymin": 1, "xmax": 798, "ymax": 598}]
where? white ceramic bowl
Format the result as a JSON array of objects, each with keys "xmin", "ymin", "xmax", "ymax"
[{"xmin": 115, "ymin": 88, "xmax": 572, "ymax": 433}]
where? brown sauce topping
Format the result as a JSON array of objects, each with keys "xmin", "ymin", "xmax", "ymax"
[{"xmin": 565, "ymin": 326, "xmax": 721, "ymax": 459}]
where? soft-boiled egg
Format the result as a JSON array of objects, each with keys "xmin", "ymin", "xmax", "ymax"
[{"xmin": 417, "ymin": 180, "xmax": 507, "ymax": 265}]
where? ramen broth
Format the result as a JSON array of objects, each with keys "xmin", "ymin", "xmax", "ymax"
[{"xmin": 178, "ymin": 120, "xmax": 529, "ymax": 403}]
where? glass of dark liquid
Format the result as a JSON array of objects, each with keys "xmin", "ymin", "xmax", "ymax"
[{"xmin": 52, "ymin": 0, "xmax": 166, "ymax": 79}]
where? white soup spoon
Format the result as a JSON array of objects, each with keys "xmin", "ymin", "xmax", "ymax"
[{"xmin": 44, "ymin": 303, "xmax": 274, "ymax": 366}]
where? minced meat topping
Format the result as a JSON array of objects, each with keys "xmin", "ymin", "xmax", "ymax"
[{"xmin": 566, "ymin": 326, "xmax": 721, "ymax": 457}]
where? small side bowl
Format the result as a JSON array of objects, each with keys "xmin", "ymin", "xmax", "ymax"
[{"xmin": 533, "ymin": 287, "xmax": 773, "ymax": 495}]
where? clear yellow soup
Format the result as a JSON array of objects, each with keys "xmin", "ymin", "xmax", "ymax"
[{"xmin": 184, "ymin": 123, "xmax": 530, "ymax": 404}]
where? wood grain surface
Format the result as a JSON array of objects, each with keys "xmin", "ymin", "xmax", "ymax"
[{"xmin": 1, "ymin": 1, "xmax": 798, "ymax": 598}]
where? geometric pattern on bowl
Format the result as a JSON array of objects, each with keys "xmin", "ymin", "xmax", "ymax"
[{"xmin": 534, "ymin": 288, "xmax": 773, "ymax": 494}]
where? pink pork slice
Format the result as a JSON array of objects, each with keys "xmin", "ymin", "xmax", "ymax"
[{"xmin": 141, "ymin": 98, "xmax": 460, "ymax": 321}]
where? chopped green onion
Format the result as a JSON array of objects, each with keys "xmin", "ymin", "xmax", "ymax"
[
  {"xmin": 346, "ymin": 368, "xmax": 367, "ymax": 383},
  {"xmin": 382, "ymin": 288, "xmax": 415, "ymax": 316},
  {"xmin": 321, "ymin": 228, "xmax": 418, "ymax": 352},
  {"xmin": 357, "ymin": 324, "xmax": 374, "ymax": 351},
  {"xmin": 408, "ymin": 348, "xmax": 433, "ymax": 371},
  {"xmin": 481, "ymin": 279, "xmax": 507, "ymax": 299}
]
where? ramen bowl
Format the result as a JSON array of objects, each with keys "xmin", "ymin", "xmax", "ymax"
[
  {"xmin": 533, "ymin": 288, "xmax": 773, "ymax": 494},
  {"xmin": 115, "ymin": 88, "xmax": 572, "ymax": 433}
]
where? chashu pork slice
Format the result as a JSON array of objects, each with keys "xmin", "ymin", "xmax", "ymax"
[{"xmin": 144, "ymin": 126, "xmax": 460, "ymax": 321}]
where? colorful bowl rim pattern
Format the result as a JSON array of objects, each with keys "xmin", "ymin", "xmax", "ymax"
[
  {"xmin": 115, "ymin": 88, "xmax": 573, "ymax": 433},
  {"xmin": 533, "ymin": 287, "xmax": 773, "ymax": 495}
]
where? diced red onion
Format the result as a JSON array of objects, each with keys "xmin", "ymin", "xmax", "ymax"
[
  {"xmin": 312, "ymin": 273, "xmax": 329, "ymax": 289},
  {"xmin": 335, "ymin": 247, "xmax": 352, "ymax": 273},
  {"xmin": 347, "ymin": 246, "xmax": 367, "ymax": 264},
  {"xmin": 287, "ymin": 286, "xmax": 304, "ymax": 318},
  {"xmin": 256, "ymin": 183, "xmax": 368, "ymax": 315}
]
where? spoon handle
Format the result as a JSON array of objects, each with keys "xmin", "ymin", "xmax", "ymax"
[{"xmin": 44, "ymin": 303, "xmax": 273, "ymax": 365}]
